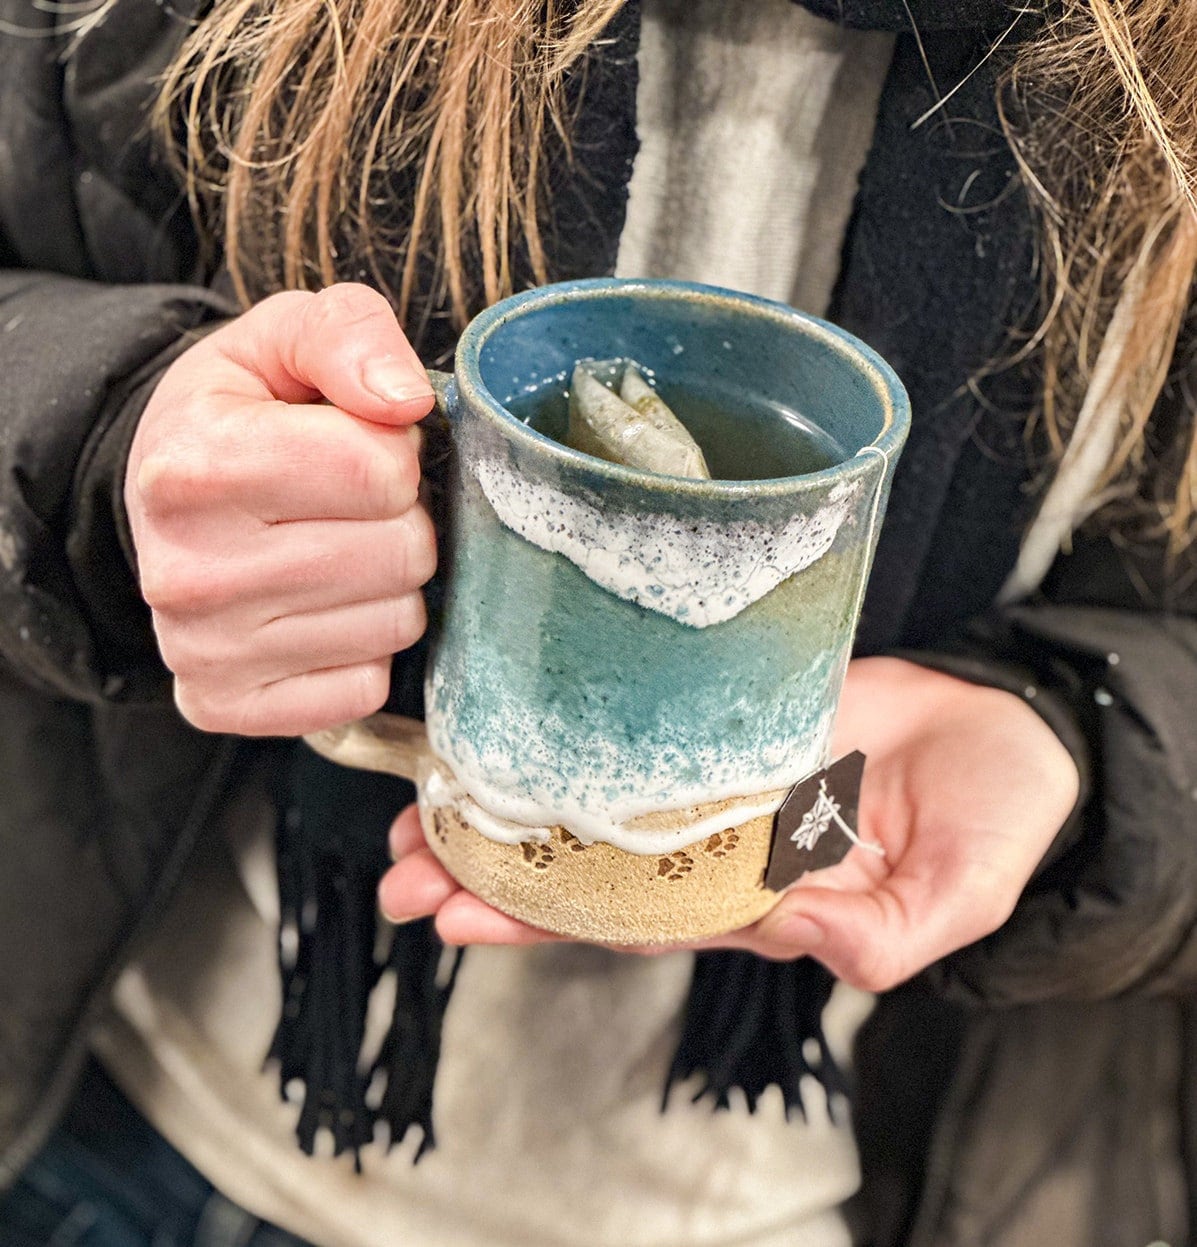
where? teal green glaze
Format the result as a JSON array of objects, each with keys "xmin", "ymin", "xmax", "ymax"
[
  {"xmin": 433, "ymin": 476, "xmax": 856, "ymax": 813},
  {"xmin": 424, "ymin": 278, "xmax": 910, "ymax": 840}
]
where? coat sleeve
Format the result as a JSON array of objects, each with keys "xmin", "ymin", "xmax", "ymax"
[
  {"xmin": 905, "ymin": 531, "xmax": 1197, "ymax": 1003},
  {"xmin": 0, "ymin": 276, "xmax": 233, "ymax": 704},
  {"xmin": 0, "ymin": 0, "xmax": 236, "ymax": 703}
]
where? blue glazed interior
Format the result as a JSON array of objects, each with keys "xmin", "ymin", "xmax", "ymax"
[{"xmin": 465, "ymin": 278, "xmax": 905, "ymax": 480}]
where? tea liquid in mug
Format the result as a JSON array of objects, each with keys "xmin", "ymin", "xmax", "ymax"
[{"xmin": 506, "ymin": 372, "xmax": 845, "ymax": 481}]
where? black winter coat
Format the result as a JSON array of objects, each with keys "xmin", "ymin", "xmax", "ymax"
[{"xmin": 1, "ymin": 1, "xmax": 1196, "ymax": 1244}]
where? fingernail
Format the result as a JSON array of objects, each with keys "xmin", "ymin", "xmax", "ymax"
[
  {"xmin": 379, "ymin": 902, "xmax": 419, "ymax": 926},
  {"xmin": 363, "ymin": 356, "xmax": 434, "ymax": 405}
]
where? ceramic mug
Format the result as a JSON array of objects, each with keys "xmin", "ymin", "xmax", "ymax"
[{"xmin": 306, "ymin": 277, "xmax": 910, "ymax": 944}]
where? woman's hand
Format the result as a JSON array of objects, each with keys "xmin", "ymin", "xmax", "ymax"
[
  {"xmin": 126, "ymin": 284, "xmax": 437, "ymax": 737},
  {"xmin": 378, "ymin": 657, "xmax": 1081, "ymax": 991}
]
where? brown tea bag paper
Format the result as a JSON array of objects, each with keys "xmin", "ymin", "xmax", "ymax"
[{"xmin": 568, "ymin": 361, "xmax": 711, "ymax": 478}]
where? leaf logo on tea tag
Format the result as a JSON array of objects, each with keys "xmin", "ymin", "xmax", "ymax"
[
  {"xmin": 764, "ymin": 751, "xmax": 879, "ymax": 891},
  {"xmin": 790, "ymin": 782, "xmax": 841, "ymax": 853}
]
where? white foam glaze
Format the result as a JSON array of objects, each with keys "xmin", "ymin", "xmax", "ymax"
[
  {"xmin": 421, "ymin": 767, "xmax": 553, "ymax": 846},
  {"xmin": 423, "ymin": 751, "xmax": 793, "ymax": 855},
  {"xmin": 425, "ymin": 671, "xmax": 835, "ymax": 853},
  {"xmin": 473, "ymin": 455, "xmax": 861, "ymax": 627}
]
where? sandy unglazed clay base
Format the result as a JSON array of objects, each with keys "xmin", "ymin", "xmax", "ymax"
[
  {"xmin": 420, "ymin": 776, "xmax": 785, "ymax": 945},
  {"xmin": 303, "ymin": 715, "xmax": 789, "ymax": 943}
]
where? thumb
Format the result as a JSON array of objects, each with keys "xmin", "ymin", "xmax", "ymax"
[
  {"xmin": 756, "ymin": 868, "xmax": 1010, "ymax": 993},
  {"xmin": 757, "ymin": 887, "xmax": 922, "ymax": 992},
  {"xmin": 221, "ymin": 284, "xmax": 435, "ymax": 426}
]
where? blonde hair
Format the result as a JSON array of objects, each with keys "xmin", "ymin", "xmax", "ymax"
[
  {"xmin": 1001, "ymin": 0, "xmax": 1197, "ymax": 554},
  {"xmin": 159, "ymin": 0, "xmax": 1197, "ymax": 547},
  {"xmin": 155, "ymin": 0, "xmax": 627, "ymax": 342}
]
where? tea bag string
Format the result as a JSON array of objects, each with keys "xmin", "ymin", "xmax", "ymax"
[{"xmin": 846, "ymin": 443, "xmax": 892, "ymax": 651}]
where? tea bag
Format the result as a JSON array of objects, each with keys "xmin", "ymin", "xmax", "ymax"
[{"xmin": 568, "ymin": 361, "xmax": 711, "ymax": 479}]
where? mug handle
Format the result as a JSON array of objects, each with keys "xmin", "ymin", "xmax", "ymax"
[
  {"xmin": 304, "ymin": 712, "xmax": 430, "ymax": 781},
  {"xmin": 301, "ymin": 369, "xmax": 456, "ymax": 782}
]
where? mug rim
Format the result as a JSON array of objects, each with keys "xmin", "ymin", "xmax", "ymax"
[{"xmin": 453, "ymin": 276, "xmax": 910, "ymax": 497}]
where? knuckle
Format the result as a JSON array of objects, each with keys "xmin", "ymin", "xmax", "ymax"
[
  {"xmin": 140, "ymin": 553, "xmax": 238, "ymax": 616},
  {"xmin": 225, "ymin": 703, "xmax": 273, "ymax": 738},
  {"xmin": 393, "ymin": 432, "xmax": 423, "ymax": 501},
  {"xmin": 857, "ymin": 967, "xmax": 902, "ymax": 994},
  {"xmin": 391, "ymin": 508, "xmax": 437, "ymax": 590},
  {"xmin": 249, "ymin": 290, "xmax": 313, "ymax": 339},
  {"xmin": 134, "ymin": 450, "xmax": 214, "ymax": 518},
  {"xmin": 172, "ymin": 680, "xmax": 233, "ymax": 734},
  {"xmin": 139, "ymin": 558, "xmax": 219, "ymax": 615},
  {"xmin": 388, "ymin": 593, "xmax": 427, "ymax": 652},
  {"xmin": 343, "ymin": 661, "xmax": 391, "ymax": 719},
  {"xmin": 407, "ymin": 509, "xmax": 438, "ymax": 587},
  {"xmin": 151, "ymin": 624, "xmax": 193, "ymax": 677},
  {"xmin": 135, "ymin": 556, "xmax": 169, "ymax": 609},
  {"xmin": 155, "ymin": 625, "xmax": 236, "ymax": 683},
  {"xmin": 307, "ymin": 283, "xmax": 394, "ymax": 336},
  {"xmin": 259, "ymin": 290, "xmax": 312, "ymax": 316},
  {"xmin": 851, "ymin": 965, "xmax": 901, "ymax": 994},
  {"xmin": 200, "ymin": 689, "xmax": 277, "ymax": 738},
  {"xmin": 348, "ymin": 446, "xmax": 409, "ymax": 517}
]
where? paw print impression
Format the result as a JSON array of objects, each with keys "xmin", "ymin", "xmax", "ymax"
[
  {"xmin": 702, "ymin": 830, "xmax": 740, "ymax": 859},
  {"xmin": 521, "ymin": 840, "xmax": 556, "ymax": 871},
  {"xmin": 656, "ymin": 851, "xmax": 694, "ymax": 882}
]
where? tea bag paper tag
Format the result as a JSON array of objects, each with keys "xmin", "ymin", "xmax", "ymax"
[{"xmin": 765, "ymin": 751, "xmax": 869, "ymax": 891}]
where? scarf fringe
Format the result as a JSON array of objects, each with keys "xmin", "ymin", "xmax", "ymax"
[
  {"xmin": 370, "ymin": 923, "xmax": 463, "ymax": 1162},
  {"xmin": 666, "ymin": 950, "xmax": 847, "ymax": 1120},
  {"xmin": 269, "ymin": 748, "xmax": 462, "ymax": 1168},
  {"xmin": 269, "ymin": 809, "xmax": 383, "ymax": 1166}
]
